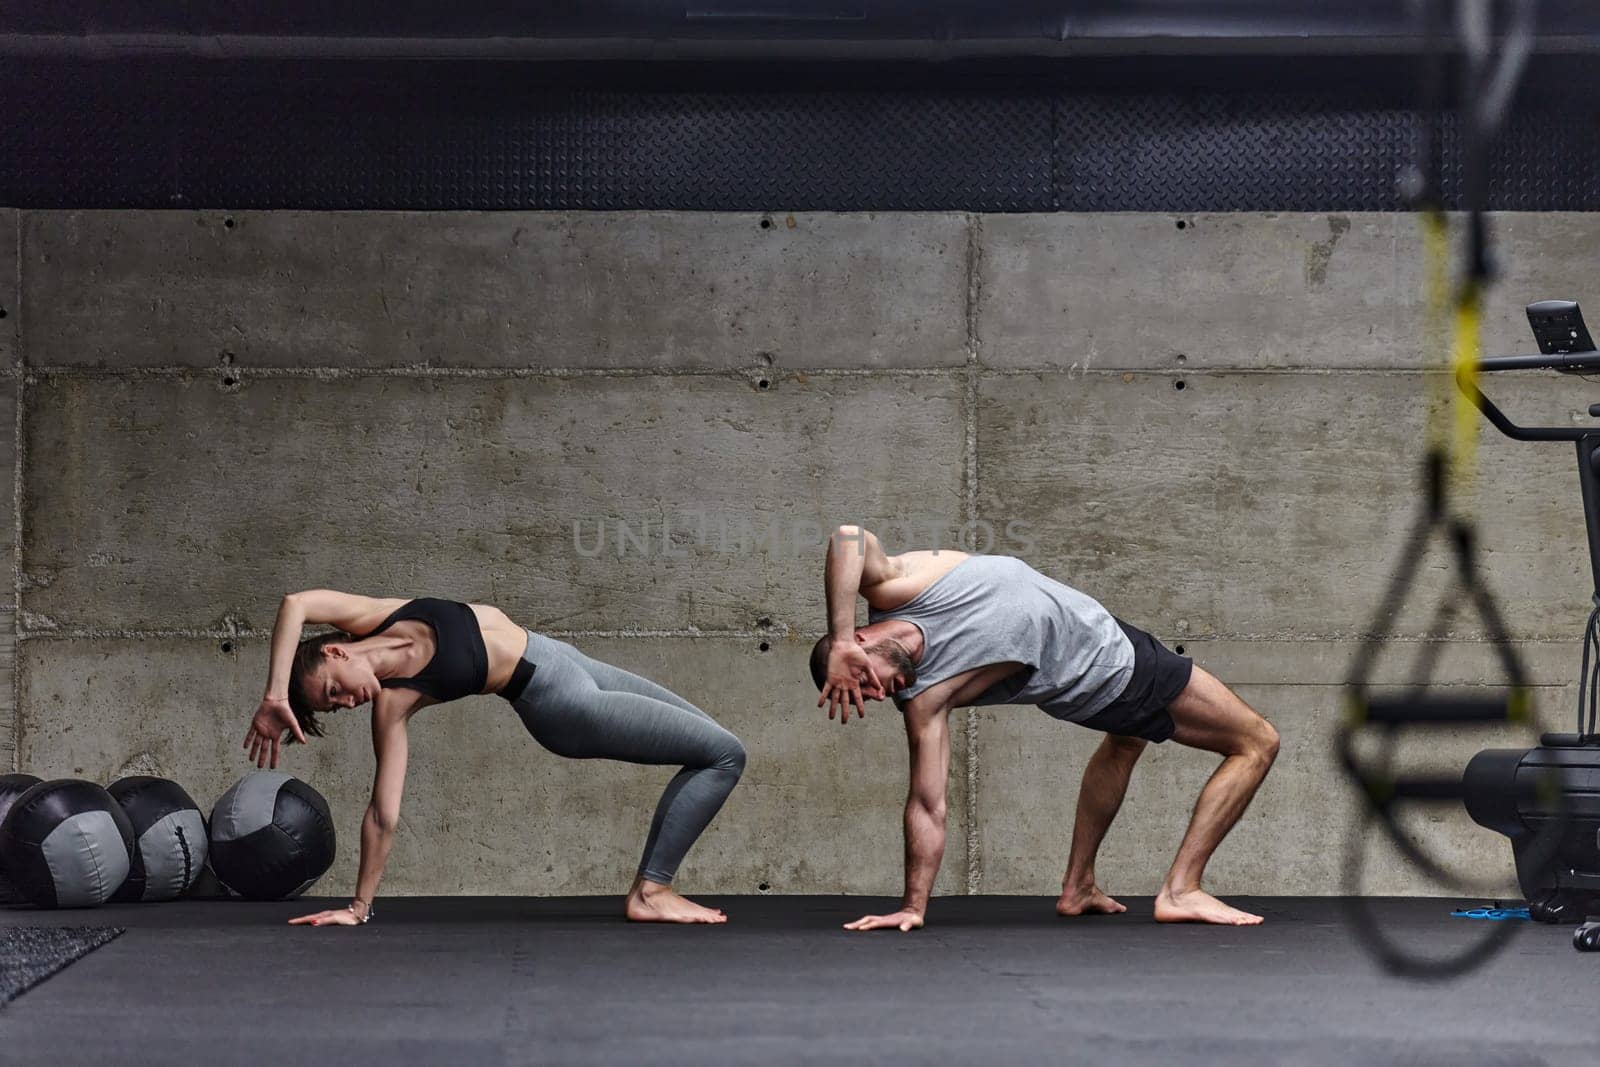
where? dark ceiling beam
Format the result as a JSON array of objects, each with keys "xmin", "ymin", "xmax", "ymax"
[{"xmin": 2, "ymin": 3, "xmax": 1599, "ymax": 61}]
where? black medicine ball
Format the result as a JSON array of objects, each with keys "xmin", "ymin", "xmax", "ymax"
[
  {"xmin": 0, "ymin": 773, "xmax": 42, "ymax": 905},
  {"xmin": 108, "ymin": 776, "xmax": 209, "ymax": 903},
  {"xmin": 0, "ymin": 779, "xmax": 134, "ymax": 909},
  {"xmin": 208, "ymin": 771, "xmax": 335, "ymax": 901}
]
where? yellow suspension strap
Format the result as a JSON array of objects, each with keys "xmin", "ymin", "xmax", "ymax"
[
  {"xmin": 1421, "ymin": 209, "xmax": 1450, "ymax": 462},
  {"xmin": 1336, "ymin": 0, "xmax": 1549, "ymax": 980},
  {"xmin": 1450, "ymin": 267, "xmax": 1483, "ymax": 505}
]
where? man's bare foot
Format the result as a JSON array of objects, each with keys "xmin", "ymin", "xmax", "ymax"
[
  {"xmin": 625, "ymin": 880, "xmax": 728, "ymax": 924},
  {"xmin": 1056, "ymin": 883, "xmax": 1128, "ymax": 917},
  {"xmin": 1154, "ymin": 887, "xmax": 1262, "ymax": 925}
]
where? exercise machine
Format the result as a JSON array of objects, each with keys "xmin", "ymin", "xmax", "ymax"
[{"xmin": 1458, "ymin": 300, "xmax": 1600, "ymax": 949}]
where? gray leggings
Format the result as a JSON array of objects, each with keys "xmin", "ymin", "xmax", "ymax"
[{"xmin": 507, "ymin": 631, "xmax": 746, "ymax": 886}]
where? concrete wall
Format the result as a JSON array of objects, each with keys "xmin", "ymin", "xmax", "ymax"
[{"xmin": 6, "ymin": 208, "xmax": 1597, "ymax": 898}]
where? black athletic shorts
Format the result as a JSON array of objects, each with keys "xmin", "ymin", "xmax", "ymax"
[{"xmin": 1076, "ymin": 618, "xmax": 1193, "ymax": 743}]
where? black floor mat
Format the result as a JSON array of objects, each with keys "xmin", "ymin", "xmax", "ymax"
[
  {"xmin": 0, "ymin": 927, "xmax": 124, "ymax": 1008},
  {"xmin": 1, "ymin": 901, "xmax": 1595, "ymax": 1065}
]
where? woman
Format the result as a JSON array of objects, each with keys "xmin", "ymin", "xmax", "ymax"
[{"xmin": 242, "ymin": 589, "xmax": 746, "ymax": 925}]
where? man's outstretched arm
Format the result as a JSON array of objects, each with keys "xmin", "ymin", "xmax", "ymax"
[{"xmin": 844, "ymin": 702, "xmax": 950, "ymax": 932}]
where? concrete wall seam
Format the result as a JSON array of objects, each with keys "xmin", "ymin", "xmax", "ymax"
[
  {"xmin": 9, "ymin": 207, "xmax": 21, "ymax": 773},
  {"xmin": 962, "ymin": 212, "xmax": 984, "ymax": 894}
]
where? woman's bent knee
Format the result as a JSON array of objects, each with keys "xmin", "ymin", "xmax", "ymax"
[{"xmin": 720, "ymin": 738, "xmax": 748, "ymax": 776}]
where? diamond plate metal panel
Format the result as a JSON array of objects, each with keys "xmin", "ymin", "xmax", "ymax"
[
  {"xmin": 2, "ymin": 61, "xmax": 1597, "ymax": 212},
  {"xmin": 1056, "ymin": 94, "xmax": 1418, "ymax": 211},
  {"xmin": 175, "ymin": 85, "xmax": 1055, "ymax": 212},
  {"xmin": 1056, "ymin": 93, "xmax": 1600, "ymax": 212}
]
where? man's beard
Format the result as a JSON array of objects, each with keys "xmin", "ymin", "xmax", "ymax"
[{"xmin": 867, "ymin": 640, "xmax": 918, "ymax": 690}]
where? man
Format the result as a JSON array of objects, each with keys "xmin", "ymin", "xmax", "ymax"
[{"xmin": 811, "ymin": 526, "xmax": 1279, "ymax": 931}]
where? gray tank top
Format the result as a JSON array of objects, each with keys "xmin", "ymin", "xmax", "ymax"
[{"xmin": 867, "ymin": 555, "xmax": 1135, "ymax": 721}]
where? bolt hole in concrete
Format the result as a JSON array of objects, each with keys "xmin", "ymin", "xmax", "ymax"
[
  {"xmin": 1175, "ymin": 219, "xmax": 1188, "ymax": 230},
  {"xmin": 1174, "ymin": 379, "xmax": 1187, "ymax": 391},
  {"xmin": 220, "ymin": 641, "xmax": 234, "ymax": 654},
  {"xmin": 1176, "ymin": 353, "xmax": 1187, "ymax": 365},
  {"xmin": 759, "ymin": 217, "xmax": 773, "ymax": 230},
  {"xmin": 0, "ymin": 306, "xmax": 7, "ymax": 318},
  {"xmin": 223, "ymin": 217, "xmax": 235, "ymax": 229},
  {"xmin": 758, "ymin": 641, "xmax": 771, "ymax": 652},
  {"xmin": 757, "ymin": 379, "xmax": 771, "ymax": 390},
  {"xmin": 758, "ymin": 882, "xmax": 772, "ymax": 893},
  {"xmin": 1175, "ymin": 645, "xmax": 1187, "ymax": 655}
]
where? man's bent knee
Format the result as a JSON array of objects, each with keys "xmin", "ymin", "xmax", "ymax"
[
  {"xmin": 1261, "ymin": 720, "xmax": 1281, "ymax": 762},
  {"xmin": 1245, "ymin": 718, "xmax": 1280, "ymax": 767}
]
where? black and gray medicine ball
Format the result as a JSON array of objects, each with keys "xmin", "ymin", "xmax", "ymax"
[
  {"xmin": 0, "ymin": 778, "xmax": 134, "ymax": 909},
  {"xmin": 208, "ymin": 771, "xmax": 335, "ymax": 901},
  {"xmin": 0, "ymin": 773, "xmax": 43, "ymax": 905},
  {"xmin": 108, "ymin": 776, "xmax": 208, "ymax": 903}
]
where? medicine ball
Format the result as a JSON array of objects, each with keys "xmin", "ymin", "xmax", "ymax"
[
  {"xmin": 0, "ymin": 779, "xmax": 134, "ymax": 908},
  {"xmin": 208, "ymin": 771, "xmax": 335, "ymax": 901},
  {"xmin": 108, "ymin": 776, "xmax": 208, "ymax": 903},
  {"xmin": 0, "ymin": 773, "xmax": 42, "ymax": 905}
]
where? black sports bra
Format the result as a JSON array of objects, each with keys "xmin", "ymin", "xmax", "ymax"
[{"xmin": 372, "ymin": 598, "xmax": 489, "ymax": 703}]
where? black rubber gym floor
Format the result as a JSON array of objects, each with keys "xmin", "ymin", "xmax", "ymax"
[{"xmin": 0, "ymin": 896, "xmax": 1594, "ymax": 1066}]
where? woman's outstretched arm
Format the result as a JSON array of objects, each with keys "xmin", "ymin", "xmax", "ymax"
[{"xmin": 289, "ymin": 696, "xmax": 412, "ymax": 928}]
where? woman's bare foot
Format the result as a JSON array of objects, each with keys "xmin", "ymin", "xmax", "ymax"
[
  {"xmin": 625, "ymin": 880, "xmax": 728, "ymax": 924},
  {"xmin": 1056, "ymin": 882, "xmax": 1128, "ymax": 917},
  {"xmin": 1154, "ymin": 887, "xmax": 1262, "ymax": 925}
]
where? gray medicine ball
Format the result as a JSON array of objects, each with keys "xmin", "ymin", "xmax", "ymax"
[
  {"xmin": 0, "ymin": 773, "xmax": 42, "ymax": 905},
  {"xmin": 0, "ymin": 779, "xmax": 134, "ymax": 908},
  {"xmin": 108, "ymin": 776, "xmax": 209, "ymax": 902},
  {"xmin": 208, "ymin": 771, "xmax": 335, "ymax": 901}
]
